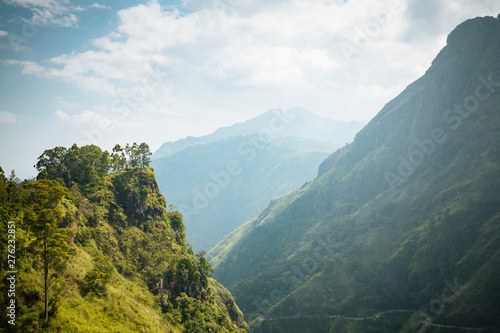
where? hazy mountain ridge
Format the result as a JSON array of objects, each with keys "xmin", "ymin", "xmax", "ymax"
[
  {"xmin": 153, "ymin": 107, "xmax": 364, "ymax": 159},
  {"xmin": 152, "ymin": 135, "xmax": 334, "ymax": 251},
  {"xmin": 152, "ymin": 108, "xmax": 364, "ymax": 251},
  {"xmin": 208, "ymin": 16, "xmax": 500, "ymax": 332}
]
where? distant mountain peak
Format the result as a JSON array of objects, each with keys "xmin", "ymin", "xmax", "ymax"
[
  {"xmin": 153, "ymin": 107, "xmax": 364, "ymax": 159},
  {"xmin": 286, "ymin": 106, "xmax": 312, "ymax": 116}
]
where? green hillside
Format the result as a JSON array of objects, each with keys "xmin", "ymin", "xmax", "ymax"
[
  {"xmin": 209, "ymin": 16, "xmax": 500, "ymax": 332},
  {"xmin": 0, "ymin": 145, "xmax": 248, "ymax": 332}
]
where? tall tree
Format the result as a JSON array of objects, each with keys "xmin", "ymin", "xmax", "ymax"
[
  {"xmin": 124, "ymin": 143, "xmax": 132, "ymax": 168},
  {"xmin": 111, "ymin": 144, "xmax": 126, "ymax": 172},
  {"xmin": 138, "ymin": 142, "xmax": 152, "ymax": 168},
  {"xmin": 63, "ymin": 144, "xmax": 82, "ymax": 186},
  {"xmin": 24, "ymin": 180, "xmax": 75, "ymax": 322},
  {"xmin": 128, "ymin": 142, "xmax": 141, "ymax": 167}
]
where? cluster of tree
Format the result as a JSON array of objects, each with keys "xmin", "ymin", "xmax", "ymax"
[
  {"xmin": 110, "ymin": 142, "xmax": 152, "ymax": 171},
  {"xmin": 35, "ymin": 142, "xmax": 152, "ymax": 187},
  {"xmin": 154, "ymin": 250, "xmax": 213, "ymax": 304}
]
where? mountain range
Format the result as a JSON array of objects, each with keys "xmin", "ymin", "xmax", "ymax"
[
  {"xmin": 152, "ymin": 107, "xmax": 364, "ymax": 159},
  {"xmin": 151, "ymin": 108, "xmax": 364, "ymax": 251},
  {"xmin": 208, "ymin": 15, "xmax": 500, "ymax": 332}
]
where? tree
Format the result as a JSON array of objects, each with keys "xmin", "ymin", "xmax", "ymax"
[
  {"xmin": 128, "ymin": 142, "xmax": 141, "ymax": 167},
  {"xmin": 119, "ymin": 144, "xmax": 128, "ymax": 168},
  {"xmin": 195, "ymin": 251, "xmax": 213, "ymax": 289},
  {"xmin": 124, "ymin": 143, "xmax": 131, "ymax": 167},
  {"xmin": 0, "ymin": 166, "xmax": 6, "ymax": 205},
  {"xmin": 138, "ymin": 142, "xmax": 152, "ymax": 168},
  {"xmin": 36, "ymin": 144, "xmax": 111, "ymax": 186},
  {"xmin": 110, "ymin": 153, "xmax": 122, "ymax": 173},
  {"xmin": 63, "ymin": 144, "xmax": 82, "ymax": 186},
  {"xmin": 77, "ymin": 144, "xmax": 110, "ymax": 180},
  {"xmin": 35, "ymin": 147, "xmax": 69, "ymax": 184},
  {"xmin": 24, "ymin": 180, "xmax": 75, "ymax": 322},
  {"xmin": 0, "ymin": 170, "xmax": 27, "ymax": 216},
  {"xmin": 111, "ymin": 144, "xmax": 127, "ymax": 172}
]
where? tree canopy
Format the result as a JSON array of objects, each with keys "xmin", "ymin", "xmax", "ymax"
[{"xmin": 35, "ymin": 142, "xmax": 152, "ymax": 187}]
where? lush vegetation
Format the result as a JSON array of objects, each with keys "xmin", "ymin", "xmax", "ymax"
[
  {"xmin": 0, "ymin": 143, "xmax": 247, "ymax": 332},
  {"xmin": 209, "ymin": 16, "xmax": 500, "ymax": 332},
  {"xmin": 35, "ymin": 142, "xmax": 152, "ymax": 188}
]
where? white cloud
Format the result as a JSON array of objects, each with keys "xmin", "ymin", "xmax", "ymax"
[
  {"xmin": 89, "ymin": 3, "xmax": 110, "ymax": 10},
  {"xmin": 0, "ymin": 112, "xmax": 17, "ymax": 124},
  {"xmin": 4, "ymin": 0, "xmax": 80, "ymax": 28},
  {"xmin": 31, "ymin": 9, "xmax": 78, "ymax": 28},
  {"xmin": 4, "ymin": 60, "xmax": 46, "ymax": 75},
  {"xmin": 54, "ymin": 110, "xmax": 142, "ymax": 129},
  {"xmin": 3, "ymin": 0, "xmax": 64, "ymax": 7},
  {"xmin": 7, "ymin": 0, "xmax": 500, "ymax": 127},
  {"xmin": 55, "ymin": 97, "xmax": 78, "ymax": 107}
]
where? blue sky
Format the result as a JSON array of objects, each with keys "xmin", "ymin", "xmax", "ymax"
[{"xmin": 1, "ymin": 0, "xmax": 500, "ymax": 179}]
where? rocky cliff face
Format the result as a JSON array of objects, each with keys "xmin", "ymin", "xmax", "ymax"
[{"xmin": 111, "ymin": 168, "xmax": 167, "ymax": 227}]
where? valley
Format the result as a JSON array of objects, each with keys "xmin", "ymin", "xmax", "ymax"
[{"xmin": 1, "ymin": 6, "xmax": 500, "ymax": 333}]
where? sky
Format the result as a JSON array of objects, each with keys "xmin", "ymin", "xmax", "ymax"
[{"xmin": 0, "ymin": 0, "xmax": 499, "ymax": 179}]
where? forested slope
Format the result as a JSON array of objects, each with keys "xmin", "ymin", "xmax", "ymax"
[{"xmin": 0, "ymin": 144, "xmax": 247, "ymax": 332}]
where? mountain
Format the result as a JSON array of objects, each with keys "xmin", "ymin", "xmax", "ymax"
[
  {"xmin": 208, "ymin": 16, "xmax": 500, "ymax": 332},
  {"xmin": 0, "ymin": 162, "xmax": 248, "ymax": 332},
  {"xmin": 151, "ymin": 109, "xmax": 364, "ymax": 251},
  {"xmin": 152, "ymin": 107, "xmax": 364, "ymax": 159},
  {"xmin": 152, "ymin": 135, "xmax": 333, "ymax": 251}
]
